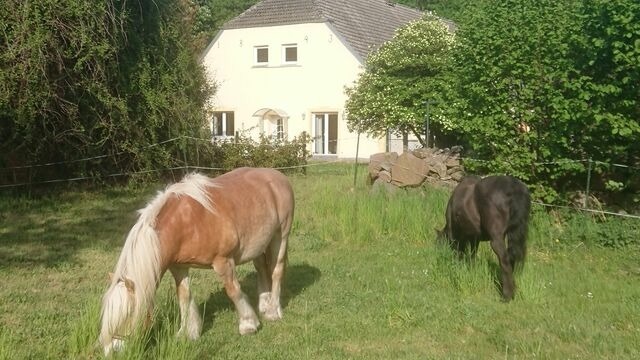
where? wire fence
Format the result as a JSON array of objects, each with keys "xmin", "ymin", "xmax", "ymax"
[
  {"xmin": 1, "ymin": 135, "xmax": 638, "ymax": 220},
  {"xmin": 366, "ymin": 153, "xmax": 640, "ymax": 220},
  {"xmin": 0, "ymin": 135, "xmax": 350, "ymax": 189}
]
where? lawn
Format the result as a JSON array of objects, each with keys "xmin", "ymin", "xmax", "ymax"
[{"xmin": 0, "ymin": 164, "xmax": 638, "ymax": 359}]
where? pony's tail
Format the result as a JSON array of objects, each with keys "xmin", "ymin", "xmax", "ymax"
[{"xmin": 506, "ymin": 180, "xmax": 531, "ymax": 269}]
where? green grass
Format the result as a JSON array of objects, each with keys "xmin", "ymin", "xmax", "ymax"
[{"xmin": 1, "ymin": 164, "xmax": 639, "ymax": 359}]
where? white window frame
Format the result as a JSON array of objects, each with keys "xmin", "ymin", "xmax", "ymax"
[
  {"xmin": 312, "ymin": 113, "xmax": 338, "ymax": 155},
  {"xmin": 211, "ymin": 111, "xmax": 234, "ymax": 139},
  {"xmin": 281, "ymin": 44, "xmax": 297, "ymax": 65},
  {"xmin": 254, "ymin": 46, "xmax": 269, "ymax": 66},
  {"xmin": 274, "ymin": 118, "xmax": 285, "ymax": 140}
]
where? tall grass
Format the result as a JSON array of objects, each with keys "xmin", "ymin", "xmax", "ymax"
[{"xmin": 0, "ymin": 163, "xmax": 638, "ymax": 358}]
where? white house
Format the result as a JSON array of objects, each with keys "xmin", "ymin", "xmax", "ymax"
[{"xmin": 201, "ymin": 0, "xmax": 423, "ymax": 159}]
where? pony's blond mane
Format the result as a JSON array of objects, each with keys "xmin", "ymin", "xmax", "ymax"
[{"xmin": 100, "ymin": 173, "xmax": 217, "ymax": 343}]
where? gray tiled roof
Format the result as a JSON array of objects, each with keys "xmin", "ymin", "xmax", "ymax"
[{"xmin": 223, "ymin": 0, "xmax": 424, "ymax": 61}]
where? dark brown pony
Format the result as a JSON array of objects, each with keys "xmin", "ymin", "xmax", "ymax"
[
  {"xmin": 438, "ymin": 175, "xmax": 531, "ymax": 301},
  {"xmin": 99, "ymin": 168, "xmax": 294, "ymax": 355}
]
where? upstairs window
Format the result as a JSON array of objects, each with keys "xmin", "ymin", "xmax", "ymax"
[
  {"xmin": 282, "ymin": 44, "xmax": 297, "ymax": 64},
  {"xmin": 255, "ymin": 46, "xmax": 268, "ymax": 65}
]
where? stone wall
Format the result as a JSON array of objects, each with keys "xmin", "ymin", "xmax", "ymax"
[{"xmin": 368, "ymin": 146, "xmax": 464, "ymax": 191}]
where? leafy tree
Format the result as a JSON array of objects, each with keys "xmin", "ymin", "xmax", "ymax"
[
  {"xmin": 449, "ymin": 0, "xmax": 582, "ymax": 200},
  {"xmin": 0, "ymin": 0, "xmax": 212, "ymax": 185},
  {"xmin": 576, "ymin": 0, "xmax": 640, "ymax": 168},
  {"xmin": 117, "ymin": 0, "xmax": 213, "ymax": 170},
  {"xmin": 396, "ymin": 0, "xmax": 468, "ymax": 22},
  {"xmin": 192, "ymin": 0, "xmax": 258, "ymax": 51},
  {"xmin": 345, "ymin": 15, "xmax": 456, "ymax": 147},
  {"xmin": 450, "ymin": 0, "xmax": 640, "ymax": 201}
]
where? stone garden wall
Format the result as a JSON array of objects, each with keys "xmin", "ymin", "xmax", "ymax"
[{"xmin": 368, "ymin": 146, "xmax": 465, "ymax": 191}]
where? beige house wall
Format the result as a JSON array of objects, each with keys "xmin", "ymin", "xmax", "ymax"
[{"xmin": 202, "ymin": 22, "xmax": 386, "ymax": 159}]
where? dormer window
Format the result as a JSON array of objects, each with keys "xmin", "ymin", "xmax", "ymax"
[
  {"xmin": 282, "ymin": 44, "xmax": 297, "ymax": 64},
  {"xmin": 255, "ymin": 46, "xmax": 268, "ymax": 65}
]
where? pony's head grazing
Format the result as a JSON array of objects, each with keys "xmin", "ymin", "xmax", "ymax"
[
  {"xmin": 98, "ymin": 173, "xmax": 216, "ymax": 355},
  {"xmin": 98, "ymin": 215, "xmax": 161, "ymax": 355},
  {"xmin": 435, "ymin": 227, "xmax": 448, "ymax": 244},
  {"xmin": 99, "ymin": 276, "xmax": 137, "ymax": 355}
]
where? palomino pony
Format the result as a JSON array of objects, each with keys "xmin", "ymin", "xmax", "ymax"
[
  {"xmin": 438, "ymin": 175, "xmax": 531, "ymax": 301},
  {"xmin": 99, "ymin": 167, "xmax": 294, "ymax": 355}
]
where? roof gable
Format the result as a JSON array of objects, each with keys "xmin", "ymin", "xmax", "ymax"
[{"xmin": 222, "ymin": 0, "xmax": 424, "ymax": 61}]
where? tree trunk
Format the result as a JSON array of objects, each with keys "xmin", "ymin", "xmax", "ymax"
[{"xmin": 402, "ymin": 131, "xmax": 409, "ymax": 152}]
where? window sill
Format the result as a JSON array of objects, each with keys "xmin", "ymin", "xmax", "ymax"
[{"xmin": 251, "ymin": 64, "xmax": 301, "ymax": 69}]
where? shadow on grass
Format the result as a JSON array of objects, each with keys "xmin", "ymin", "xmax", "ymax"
[
  {"xmin": 200, "ymin": 262, "xmax": 321, "ymax": 335},
  {"xmin": 0, "ymin": 188, "xmax": 150, "ymax": 269},
  {"xmin": 126, "ymin": 263, "xmax": 321, "ymax": 358}
]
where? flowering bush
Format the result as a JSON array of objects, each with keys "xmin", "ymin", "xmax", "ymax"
[
  {"xmin": 345, "ymin": 15, "xmax": 456, "ymax": 144},
  {"xmin": 207, "ymin": 131, "xmax": 312, "ymax": 174}
]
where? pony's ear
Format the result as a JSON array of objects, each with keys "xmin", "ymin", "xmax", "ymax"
[{"xmin": 123, "ymin": 277, "xmax": 135, "ymax": 293}]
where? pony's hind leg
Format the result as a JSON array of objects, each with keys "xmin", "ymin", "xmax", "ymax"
[
  {"xmin": 487, "ymin": 229, "xmax": 516, "ymax": 301},
  {"xmin": 470, "ymin": 237, "xmax": 480, "ymax": 259},
  {"xmin": 253, "ymin": 254, "xmax": 272, "ymax": 315},
  {"xmin": 169, "ymin": 266, "xmax": 202, "ymax": 340},
  {"xmin": 263, "ymin": 228, "xmax": 290, "ymax": 321},
  {"xmin": 213, "ymin": 257, "xmax": 260, "ymax": 335}
]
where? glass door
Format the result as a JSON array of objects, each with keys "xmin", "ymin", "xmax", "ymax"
[{"xmin": 313, "ymin": 113, "xmax": 338, "ymax": 155}]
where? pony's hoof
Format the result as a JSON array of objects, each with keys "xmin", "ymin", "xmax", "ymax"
[
  {"xmin": 239, "ymin": 318, "xmax": 260, "ymax": 335},
  {"xmin": 263, "ymin": 306, "xmax": 283, "ymax": 321},
  {"xmin": 177, "ymin": 327, "xmax": 201, "ymax": 340},
  {"xmin": 104, "ymin": 338, "xmax": 125, "ymax": 356},
  {"xmin": 501, "ymin": 293, "xmax": 514, "ymax": 302},
  {"xmin": 258, "ymin": 292, "xmax": 271, "ymax": 314}
]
